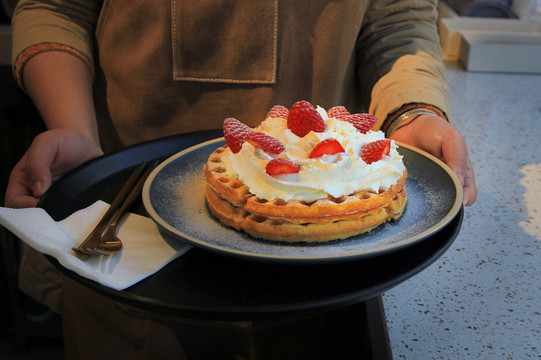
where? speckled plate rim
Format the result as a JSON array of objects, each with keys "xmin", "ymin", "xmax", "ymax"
[{"xmin": 142, "ymin": 138, "xmax": 463, "ymax": 263}]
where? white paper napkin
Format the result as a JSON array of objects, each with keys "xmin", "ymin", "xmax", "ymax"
[{"xmin": 0, "ymin": 201, "xmax": 192, "ymax": 290}]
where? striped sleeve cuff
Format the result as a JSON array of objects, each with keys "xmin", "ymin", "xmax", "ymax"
[{"xmin": 13, "ymin": 43, "xmax": 93, "ymax": 92}]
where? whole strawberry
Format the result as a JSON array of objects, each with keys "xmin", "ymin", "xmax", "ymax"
[
  {"xmin": 245, "ymin": 131, "xmax": 285, "ymax": 154},
  {"xmin": 327, "ymin": 106, "xmax": 350, "ymax": 120},
  {"xmin": 265, "ymin": 105, "xmax": 289, "ymax": 120},
  {"xmin": 343, "ymin": 113, "xmax": 377, "ymax": 134},
  {"xmin": 287, "ymin": 100, "xmax": 325, "ymax": 137},
  {"xmin": 223, "ymin": 117, "xmax": 253, "ymax": 154},
  {"xmin": 360, "ymin": 140, "xmax": 391, "ymax": 164}
]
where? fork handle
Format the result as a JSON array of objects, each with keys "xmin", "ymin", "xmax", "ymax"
[
  {"xmin": 108, "ymin": 160, "xmax": 159, "ymax": 233},
  {"xmin": 81, "ymin": 162, "xmax": 147, "ymax": 241}
]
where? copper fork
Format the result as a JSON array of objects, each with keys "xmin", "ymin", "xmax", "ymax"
[{"xmin": 72, "ymin": 160, "xmax": 158, "ymax": 260}]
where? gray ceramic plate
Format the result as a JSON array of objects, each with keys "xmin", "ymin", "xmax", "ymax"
[{"xmin": 142, "ymin": 138, "xmax": 463, "ymax": 263}]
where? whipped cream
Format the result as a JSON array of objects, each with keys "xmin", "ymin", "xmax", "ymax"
[{"xmin": 227, "ymin": 108, "xmax": 406, "ymax": 201}]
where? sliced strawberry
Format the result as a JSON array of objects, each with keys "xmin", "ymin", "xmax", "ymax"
[
  {"xmin": 343, "ymin": 113, "xmax": 377, "ymax": 134},
  {"xmin": 265, "ymin": 158, "xmax": 300, "ymax": 175},
  {"xmin": 265, "ymin": 105, "xmax": 289, "ymax": 119},
  {"xmin": 327, "ymin": 106, "xmax": 350, "ymax": 120},
  {"xmin": 287, "ymin": 100, "xmax": 326, "ymax": 137},
  {"xmin": 223, "ymin": 117, "xmax": 253, "ymax": 153},
  {"xmin": 360, "ymin": 140, "xmax": 391, "ymax": 164},
  {"xmin": 245, "ymin": 131, "xmax": 285, "ymax": 154},
  {"xmin": 309, "ymin": 138, "xmax": 345, "ymax": 159}
]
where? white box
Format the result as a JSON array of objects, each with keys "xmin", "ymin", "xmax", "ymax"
[
  {"xmin": 439, "ymin": 17, "xmax": 541, "ymax": 60},
  {"xmin": 458, "ymin": 30, "xmax": 541, "ymax": 73}
]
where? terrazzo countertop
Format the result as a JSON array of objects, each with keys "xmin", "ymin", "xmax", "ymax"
[{"xmin": 383, "ymin": 61, "xmax": 541, "ymax": 359}]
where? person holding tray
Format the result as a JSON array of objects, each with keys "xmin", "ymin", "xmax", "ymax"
[{"xmin": 5, "ymin": 0, "xmax": 477, "ymax": 358}]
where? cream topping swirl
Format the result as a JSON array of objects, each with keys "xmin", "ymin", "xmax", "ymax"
[{"xmin": 227, "ymin": 109, "xmax": 406, "ymax": 201}]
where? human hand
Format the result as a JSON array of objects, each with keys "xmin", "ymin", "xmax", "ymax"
[
  {"xmin": 389, "ymin": 114, "xmax": 477, "ymax": 206},
  {"xmin": 5, "ymin": 128, "xmax": 103, "ymax": 208}
]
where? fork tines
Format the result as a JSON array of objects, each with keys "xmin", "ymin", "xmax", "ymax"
[{"xmin": 71, "ymin": 160, "xmax": 158, "ymax": 260}]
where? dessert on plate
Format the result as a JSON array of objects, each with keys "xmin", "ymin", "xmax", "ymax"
[{"xmin": 204, "ymin": 100, "xmax": 407, "ymax": 242}]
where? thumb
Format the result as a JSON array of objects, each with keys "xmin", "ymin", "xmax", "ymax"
[
  {"xmin": 24, "ymin": 136, "xmax": 58, "ymax": 198},
  {"xmin": 441, "ymin": 132, "xmax": 468, "ymax": 187}
]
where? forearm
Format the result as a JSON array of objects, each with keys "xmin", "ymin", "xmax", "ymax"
[
  {"xmin": 23, "ymin": 51, "xmax": 100, "ymax": 144},
  {"xmin": 358, "ymin": 0, "xmax": 450, "ymax": 128}
]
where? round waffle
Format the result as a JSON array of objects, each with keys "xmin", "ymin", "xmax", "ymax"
[{"xmin": 204, "ymin": 145, "xmax": 407, "ymax": 243}]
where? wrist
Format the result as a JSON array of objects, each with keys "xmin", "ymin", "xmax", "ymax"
[
  {"xmin": 383, "ymin": 103, "xmax": 447, "ymax": 136},
  {"xmin": 387, "ymin": 109, "xmax": 440, "ymax": 135}
]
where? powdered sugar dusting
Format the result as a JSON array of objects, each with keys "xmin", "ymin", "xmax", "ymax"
[{"xmin": 145, "ymin": 140, "xmax": 461, "ymax": 262}]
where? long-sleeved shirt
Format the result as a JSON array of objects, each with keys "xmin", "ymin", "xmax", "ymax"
[{"xmin": 12, "ymin": 0, "xmax": 450, "ymax": 153}]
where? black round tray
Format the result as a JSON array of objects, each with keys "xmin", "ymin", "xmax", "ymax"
[{"xmin": 40, "ymin": 131, "xmax": 463, "ymax": 321}]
